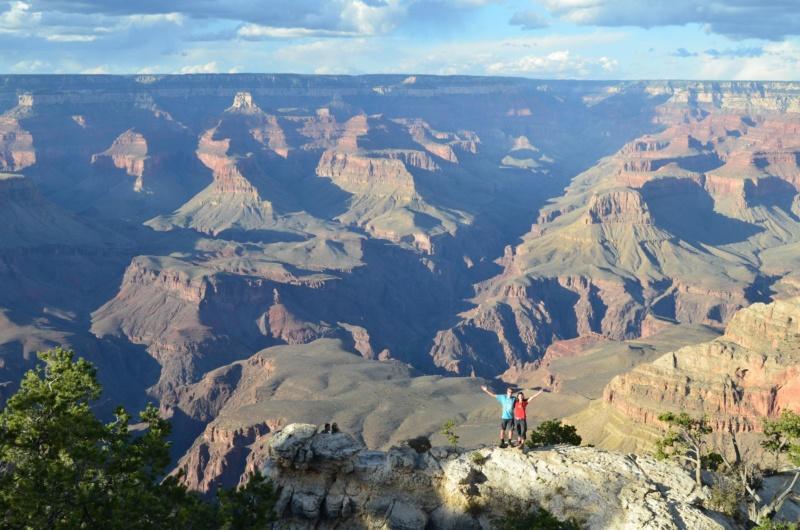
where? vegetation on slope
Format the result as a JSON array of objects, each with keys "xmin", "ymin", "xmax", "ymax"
[
  {"xmin": 0, "ymin": 348, "xmax": 277, "ymax": 529},
  {"xmin": 656, "ymin": 410, "xmax": 800, "ymax": 526}
]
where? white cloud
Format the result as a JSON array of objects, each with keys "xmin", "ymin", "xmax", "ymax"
[
  {"xmin": 81, "ymin": 65, "xmax": 109, "ymax": 74},
  {"xmin": 0, "ymin": 5, "xmax": 184, "ymax": 45},
  {"xmin": 237, "ymin": 23, "xmax": 357, "ymax": 39},
  {"xmin": 136, "ymin": 65, "xmax": 161, "ymax": 74},
  {"xmin": 339, "ymin": 0, "xmax": 406, "ymax": 35},
  {"xmin": 123, "ymin": 13, "xmax": 184, "ymax": 26},
  {"xmin": 178, "ymin": 61, "xmax": 218, "ymax": 74},
  {"xmin": 696, "ymin": 40, "xmax": 800, "ymax": 80},
  {"xmin": 46, "ymin": 33, "xmax": 97, "ymax": 42},
  {"xmin": 0, "ymin": 1, "xmax": 41, "ymax": 31},
  {"xmin": 270, "ymin": 29, "xmax": 627, "ymax": 78},
  {"xmin": 486, "ymin": 49, "xmax": 618, "ymax": 77},
  {"xmin": 274, "ymin": 38, "xmax": 372, "ymax": 65},
  {"xmin": 509, "ymin": 9, "xmax": 550, "ymax": 30},
  {"xmin": 538, "ymin": 0, "xmax": 800, "ymax": 41},
  {"xmin": 11, "ymin": 59, "xmax": 47, "ymax": 71},
  {"xmin": 391, "ymin": 30, "xmax": 627, "ymax": 75}
]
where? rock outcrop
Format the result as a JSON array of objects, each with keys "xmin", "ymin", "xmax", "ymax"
[
  {"xmin": 146, "ymin": 126, "xmax": 276, "ymax": 235},
  {"xmin": 589, "ymin": 298, "xmax": 800, "ymax": 441},
  {"xmin": 398, "ymin": 118, "xmax": 480, "ymax": 162},
  {"xmin": 225, "ymin": 91, "xmax": 289, "ymax": 157},
  {"xmin": 431, "ymin": 87, "xmax": 800, "ymax": 378},
  {"xmin": 0, "ymin": 116, "xmax": 35, "ymax": 171},
  {"xmin": 264, "ymin": 423, "xmax": 729, "ymax": 529},
  {"xmin": 584, "ymin": 188, "xmax": 652, "ymax": 225},
  {"xmin": 170, "ymin": 339, "xmax": 492, "ymax": 494},
  {"xmin": 91, "ymin": 129, "xmax": 149, "ymax": 191},
  {"xmin": 316, "ymin": 151, "xmax": 416, "ymax": 199}
]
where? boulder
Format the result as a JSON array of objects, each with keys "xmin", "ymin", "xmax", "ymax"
[{"xmin": 267, "ymin": 423, "xmax": 732, "ymax": 530}]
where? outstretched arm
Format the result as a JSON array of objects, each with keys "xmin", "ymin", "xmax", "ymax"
[
  {"xmin": 525, "ymin": 388, "xmax": 549, "ymax": 401},
  {"xmin": 480, "ymin": 385, "xmax": 495, "ymax": 397}
]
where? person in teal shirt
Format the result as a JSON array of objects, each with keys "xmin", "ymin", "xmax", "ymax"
[{"xmin": 481, "ymin": 385, "xmax": 515, "ymax": 447}]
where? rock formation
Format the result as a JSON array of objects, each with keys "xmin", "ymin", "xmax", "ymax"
[
  {"xmin": 146, "ymin": 125, "xmax": 276, "ymax": 235},
  {"xmin": 263, "ymin": 423, "xmax": 730, "ymax": 529},
  {"xmin": 316, "ymin": 151, "xmax": 416, "ymax": 199},
  {"xmin": 0, "ymin": 104, "xmax": 35, "ymax": 171},
  {"xmin": 431, "ymin": 86, "xmax": 800, "ymax": 378},
  {"xmin": 91, "ymin": 129, "xmax": 149, "ymax": 191},
  {"xmin": 170, "ymin": 339, "xmax": 492, "ymax": 494},
  {"xmin": 225, "ymin": 91, "xmax": 289, "ymax": 157},
  {"xmin": 309, "ymin": 113, "xmax": 473, "ymax": 253},
  {"xmin": 4, "ymin": 77, "xmax": 800, "ymax": 517},
  {"xmin": 572, "ymin": 297, "xmax": 800, "ymax": 451}
]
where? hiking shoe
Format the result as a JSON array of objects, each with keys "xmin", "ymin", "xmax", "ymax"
[{"xmin": 499, "ymin": 441, "xmax": 507, "ymax": 448}]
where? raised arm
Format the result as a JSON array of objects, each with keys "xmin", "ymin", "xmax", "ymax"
[
  {"xmin": 480, "ymin": 385, "xmax": 495, "ymax": 397},
  {"xmin": 525, "ymin": 388, "xmax": 548, "ymax": 401}
]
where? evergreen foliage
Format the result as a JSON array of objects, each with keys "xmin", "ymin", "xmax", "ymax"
[
  {"xmin": 497, "ymin": 506, "xmax": 581, "ymax": 530},
  {"xmin": 0, "ymin": 348, "xmax": 277, "ymax": 529},
  {"xmin": 526, "ymin": 419, "xmax": 582, "ymax": 449}
]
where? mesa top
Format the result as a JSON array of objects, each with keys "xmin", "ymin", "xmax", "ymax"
[{"xmin": 495, "ymin": 394, "xmax": 514, "ymax": 420}]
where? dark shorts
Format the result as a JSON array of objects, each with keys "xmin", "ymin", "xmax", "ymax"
[
  {"xmin": 500, "ymin": 418, "xmax": 514, "ymax": 430},
  {"xmin": 515, "ymin": 419, "xmax": 527, "ymax": 438}
]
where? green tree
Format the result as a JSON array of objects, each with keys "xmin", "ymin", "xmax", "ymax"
[
  {"xmin": 655, "ymin": 412, "xmax": 712, "ymax": 486},
  {"xmin": 526, "ymin": 419, "xmax": 582, "ymax": 449},
  {"xmin": 701, "ymin": 413, "xmax": 800, "ymax": 525},
  {"xmin": 440, "ymin": 419, "xmax": 460, "ymax": 449},
  {"xmin": 0, "ymin": 348, "xmax": 277, "ymax": 529},
  {"xmin": 749, "ymin": 410, "xmax": 800, "ymax": 524},
  {"xmin": 217, "ymin": 471, "xmax": 277, "ymax": 529}
]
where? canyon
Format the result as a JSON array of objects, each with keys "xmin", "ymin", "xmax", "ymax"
[
  {"xmin": 2, "ymin": 76, "xmax": 800, "ymax": 505},
  {"xmin": 571, "ymin": 297, "xmax": 800, "ymax": 453}
]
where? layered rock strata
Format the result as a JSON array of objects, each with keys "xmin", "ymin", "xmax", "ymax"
[
  {"xmin": 601, "ymin": 298, "xmax": 800, "ymax": 434},
  {"xmin": 263, "ymin": 423, "xmax": 729, "ymax": 530},
  {"xmin": 91, "ymin": 129, "xmax": 149, "ymax": 191},
  {"xmin": 431, "ymin": 91, "xmax": 800, "ymax": 378}
]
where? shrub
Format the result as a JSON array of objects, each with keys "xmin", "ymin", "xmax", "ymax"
[
  {"xmin": 526, "ymin": 419, "xmax": 582, "ymax": 448},
  {"xmin": 497, "ymin": 506, "xmax": 581, "ymax": 530},
  {"xmin": 470, "ymin": 451, "xmax": 487, "ymax": 466},
  {"xmin": 755, "ymin": 522, "xmax": 800, "ymax": 530},
  {"xmin": 441, "ymin": 419, "xmax": 460, "ymax": 449},
  {"xmin": 702, "ymin": 452, "xmax": 725, "ymax": 472},
  {"xmin": 707, "ymin": 474, "xmax": 743, "ymax": 518}
]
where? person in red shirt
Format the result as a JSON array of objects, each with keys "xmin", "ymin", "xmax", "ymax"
[{"xmin": 513, "ymin": 388, "xmax": 545, "ymax": 447}]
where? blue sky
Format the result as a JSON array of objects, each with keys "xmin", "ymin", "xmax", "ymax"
[{"xmin": 2, "ymin": 0, "xmax": 799, "ymax": 79}]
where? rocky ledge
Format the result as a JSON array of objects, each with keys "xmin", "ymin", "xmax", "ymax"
[
  {"xmin": 601, "ymin": 297, "xmax": 800, "ymax": 434},
  {"xmin": 264, "ymin": 423, "xmax": 731, "ymax": 529}
]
